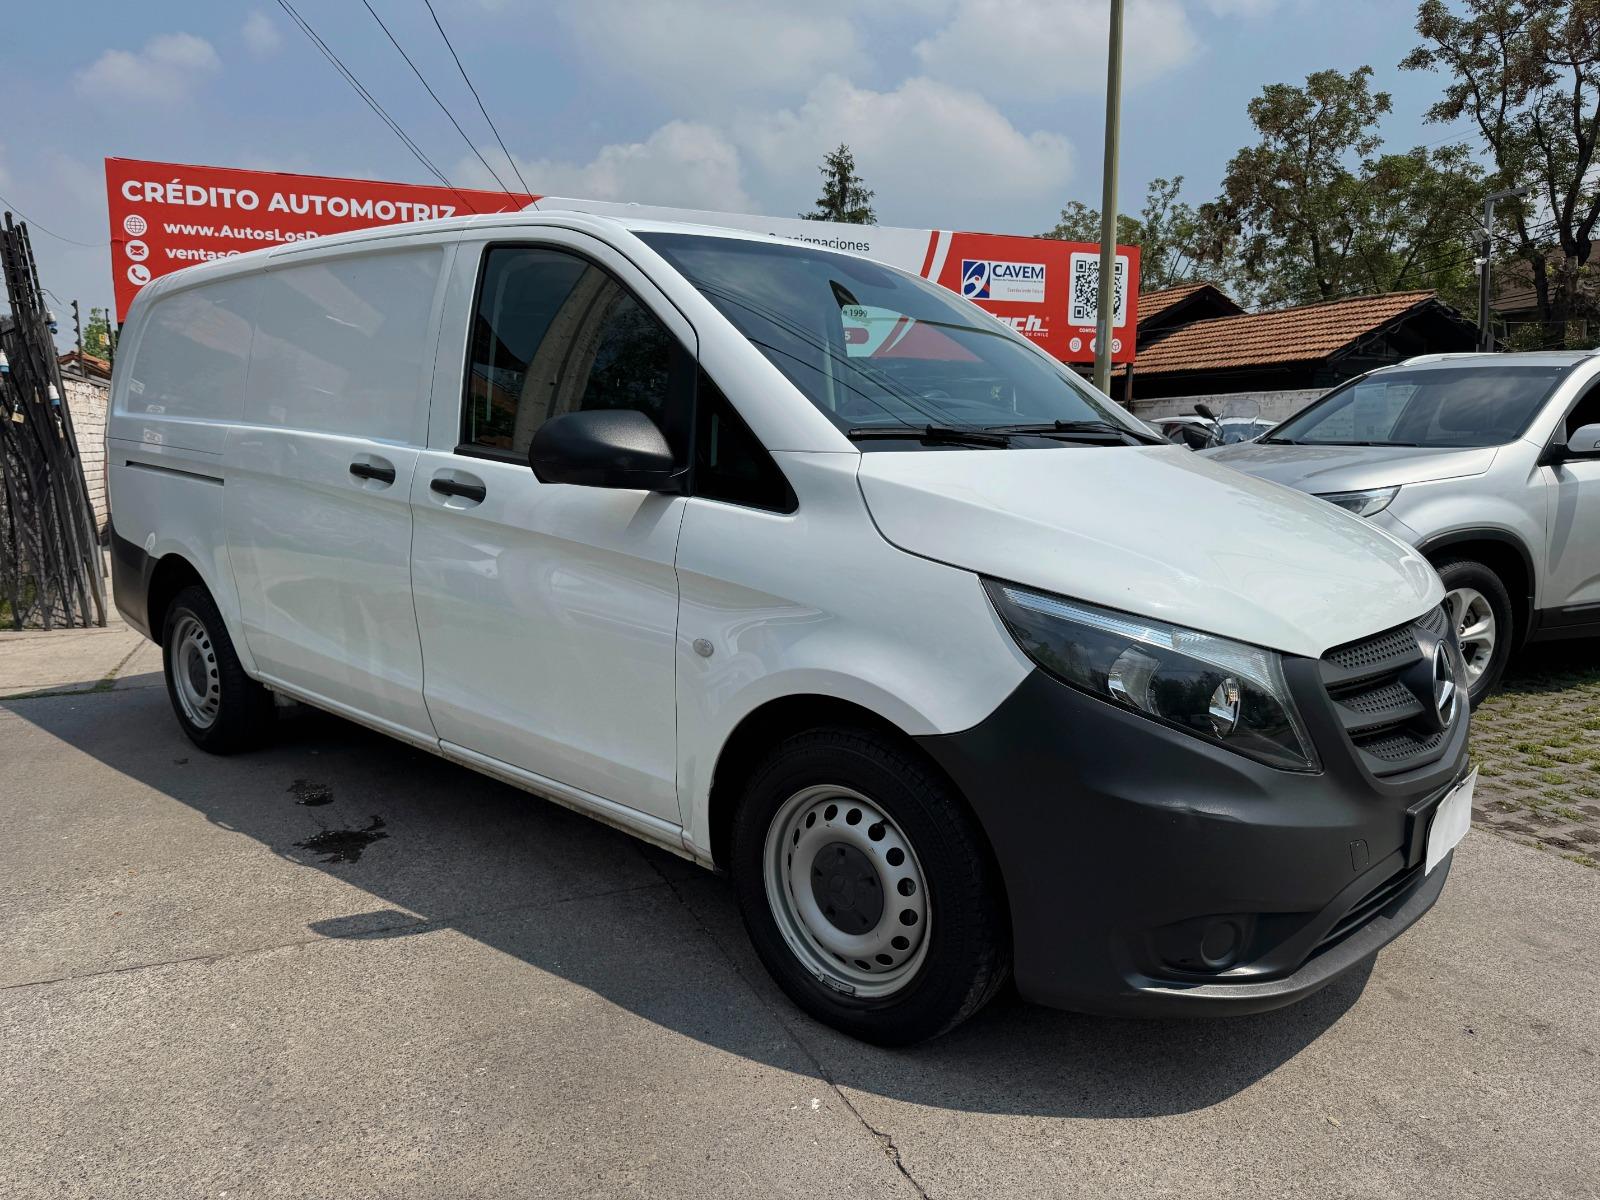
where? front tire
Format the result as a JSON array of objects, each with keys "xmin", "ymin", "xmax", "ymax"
[
  {"xmin": 1435, "ymin": 557, "xmax": 1512, "ymax": 707},
  {"xmin": 161, "ymin": 584, "xmax": 275, "ymax": 754},
  {"xmin": 731, "ymin": 727, "xmax": 1009, "ymax": 1045}
]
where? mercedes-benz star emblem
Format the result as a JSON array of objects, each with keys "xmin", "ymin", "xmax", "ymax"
[{"xmin": 1432, "ymin": 641, "xmax": 1458, "ymax": 728}]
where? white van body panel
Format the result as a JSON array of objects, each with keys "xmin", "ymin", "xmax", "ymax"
[
  {"xmin": 857, "ymin": 445, "xmax": 1444, "ymax": 659},
  {"xmin": 673, "ymin": 451, "xmax": 1031, "ymax": 859},
  {"xmin": 409, "ymin": 229, "xmax": 695, "ymax": 825},
  {"xmin": 222, "ymin": 238, "xmax": 451, "ymax": 742}
]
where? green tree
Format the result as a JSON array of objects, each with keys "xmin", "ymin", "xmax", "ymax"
[
  {"xmin": 1207, "ymin": 66, "xmax": 1483, "ymax": 307},
  {"xmin": 1402, "ymin": 0, "xmax": 1600, "ymax": 348},
  {"xmin": 82, "ymin": 307, "xmax": 112, "ymax": 360},
  {"xmin": 1040, "ymin": 177, "xmax": 1209, "ymax": 292},
  {"xmin": 801, "ymin": 144, "xmax": 876, "ymax": 224}
]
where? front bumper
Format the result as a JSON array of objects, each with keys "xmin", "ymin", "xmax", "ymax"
[{"xmin": 918, "ymin": 667, "xmax": 1469, "ymax": 1016}]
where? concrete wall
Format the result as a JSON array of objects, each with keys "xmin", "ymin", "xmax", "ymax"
[
  {"xmin": 61, "ymin": 374, "xmax": 110, "ymax": 538},
  {"xmin": 1132, "ymin": 388, "xmax": 1328, "ymax": 425}
]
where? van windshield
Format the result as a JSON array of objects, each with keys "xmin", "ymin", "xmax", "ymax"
[
  {"xmin": 638, "ymin": 232, "xmax": 1153, "ymax": 446},
  {"xmin": 1266, "ymin": 364, "xmax": 1568, "ymax": 449}
]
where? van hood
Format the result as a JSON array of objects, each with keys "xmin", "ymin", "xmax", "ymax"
[
  {"xmin": 1202, "ymin": 441, "xmax": 1498, "ymax": 495},
  {"xmin": 856, "ymin": 446, "xmax": 1442, "ymax": 660}
]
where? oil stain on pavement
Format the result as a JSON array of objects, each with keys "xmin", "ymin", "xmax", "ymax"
[
  {"xmin": 288, "ymin": 779, "xmax": 334, "ymax": 806},
  {"xmin": 295, "ymin": 816, "xmax": 388, "ymax": 864}
]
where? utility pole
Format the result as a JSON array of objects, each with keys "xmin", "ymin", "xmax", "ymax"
[
  {"xmin": 1093, "ymin": 0, "xmax": 1125, "ymax": 394},
  {"xmin": 1477, "ymin": 185, "xmax": 1532, "ymax": 352}
]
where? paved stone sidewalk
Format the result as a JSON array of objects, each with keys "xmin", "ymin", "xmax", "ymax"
[{"xmin": 1471, "ymin": 641, "xmax": 1600, "ymax": 868}]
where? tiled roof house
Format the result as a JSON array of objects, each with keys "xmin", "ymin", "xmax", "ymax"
[{"xmin": 1119, "ymin": 284, "xmax": 1478, "ymax": 401}]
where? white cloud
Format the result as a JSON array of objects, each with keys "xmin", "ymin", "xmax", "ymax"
[
  {"xmin": 74, "ymin": 33, "xmax": 221, "ymax": 105},
  {"xmin": 913, "ymin": 0, "xmax": 1200, "ymax": 101},
  {"xmin": 242, "ymin": 11, "xmax": 283, "ymax": 57},
  {"xmin": 738, "ymin": 76, "xmax": 1072, "ymax": 231},
  {"xmin": 560, "ymin": 0, "xmax": 866, "ymax": 104},
  {"xmin": 457, "ymin": 121, "xmax": 757, "ymax": 212},
  {"xmin": 1200, "ymin": 0, "xmax": 1276, "ymax": 13}
]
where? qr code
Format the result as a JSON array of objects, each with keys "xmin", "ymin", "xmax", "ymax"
[{"xmin": 1069, "ymin": 253, "xmax": 1126, "ymax": 326}]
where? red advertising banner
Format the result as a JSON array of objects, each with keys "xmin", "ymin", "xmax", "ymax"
[
  {"xmin": 105, "ymin": 157, "xmax": 537, "ymax": 321},
  {"xmin": 931, "ymin": 233, "xmax": 1140, "ymax": 364}
]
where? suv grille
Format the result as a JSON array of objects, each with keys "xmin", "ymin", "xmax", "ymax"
[{"xmin": 1319, "ymin": 605, "xmax": 1460, "ymax": 777}]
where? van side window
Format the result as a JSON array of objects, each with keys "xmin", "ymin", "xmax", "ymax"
[
  {"xmin": 1564, "ymin": 382, "xmax": 1600, "ymax": 441},
  {"xmin": 694, "ymin": 369, "xmax": 796, "ymax": 513},
  {"xmin": 463, "ymin": 246, "xmax": 690, "ymax": 459}
]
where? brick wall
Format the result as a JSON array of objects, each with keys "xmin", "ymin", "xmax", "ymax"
[{"xmin": 61, "ymin": 374, "xmax": 110, "ymax": 538}]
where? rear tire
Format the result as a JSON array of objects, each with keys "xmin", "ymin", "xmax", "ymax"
[
  {"xmin": 731, "ymin": 726, "xmax": 1009, "ymax": 1045},
  {"xmin": 1434, "ymin": 557, "xmax": 1512, "ymax": 707},
  {"xmin": 161, "ymin": 584, "xmax": 275, "ymax": 754}
]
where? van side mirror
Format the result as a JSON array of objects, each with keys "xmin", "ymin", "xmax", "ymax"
[
  {"xmin": 1193, "ymin": 402, "xmax": 1217, "ymax": 421},
  {"xmin": 529, "ymin": 409, "xmax": 685, "ymax": 492}
]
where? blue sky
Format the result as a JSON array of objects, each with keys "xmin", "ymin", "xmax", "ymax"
[{"xmin": 3, "ymin": 0, "xmax": 1471, "ymax": 331}]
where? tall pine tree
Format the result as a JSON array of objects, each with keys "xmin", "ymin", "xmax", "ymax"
[{"xmin": 801, "ymin": 144, "xmax": 876, "ymax": 224}]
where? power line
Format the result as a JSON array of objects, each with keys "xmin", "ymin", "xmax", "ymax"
[
  {"xmin": 0, "ymin": 192, "xmax": 105, "ymax": 248},
  {"xmin": 274, "ymin": 0, "xmax": 466, "ymax": 204},
  {"xmin": 358, "ymin": 0, "xmax": 514, "ymax": 194},
  {"xmin": 421, "ymin": 0, "xmax": 534, "ymax": 197}
]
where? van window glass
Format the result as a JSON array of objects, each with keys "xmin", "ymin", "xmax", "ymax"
[
  {"xmin": 636, "ymin": 232, "xmax": 1147, "ymax": 444},
  {"xmin": 463, "ymin": 246, "xmax": 689, "ymax": 458},
  {"xmin": 1269, "ymin": 365, "xmax": 1568, "ymax": 449},
  {"xmin": 127, "ymin": 278, "xmax": 257, "ymax": 423},
  {"xmin": 694, "ymin": 369, "xmax": 794, "ymax": 512},
  {"xmin": 244, "ymin": 246, "xmax": 443, "ymax": 443},
  {"xmin": 1564, "ymin": 382, "xmax": 1600, "ymax": 441}
]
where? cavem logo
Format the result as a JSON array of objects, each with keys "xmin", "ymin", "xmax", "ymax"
[{"xmin": 959, "ymin": 259, "xmax": 1046, "ymax": 303}]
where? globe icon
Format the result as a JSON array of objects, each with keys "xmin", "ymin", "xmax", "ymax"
[{"xmin": 123, "ymin": 214, "xmax": 148, "ymax": 237}]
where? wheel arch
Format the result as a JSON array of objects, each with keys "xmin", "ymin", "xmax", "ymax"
[
  {"xmin": 1417, "ymin": 528, "xmax": 1535, "ymax": 647},
  {"xmin": 146, "ymin": 553, "xmax": 208, "ymax": 636},
  {"xmin": 704, "ymin": 693, "xmax": 1008, "ymax": 908}
]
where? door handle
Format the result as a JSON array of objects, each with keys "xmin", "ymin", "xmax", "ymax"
[
  {"xmin": 430, "ymin": 476, "xmax": 487, "ymax": 503},
  {"xmin": 349, "ymin": 461, "xmax": 396, "ymax": 485}
]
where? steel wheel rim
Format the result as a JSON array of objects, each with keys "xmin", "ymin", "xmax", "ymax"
[
  {"xmin": 171, "ymin": 612, "xmax": 221, "ymax": 729},
  {"xmin": 1446, "ymin": 586, "xmax": 1496, "ymax": 686},
  {"xmin": 763, "ymin": 784, "xmax": 930, "ymax": 1000}
]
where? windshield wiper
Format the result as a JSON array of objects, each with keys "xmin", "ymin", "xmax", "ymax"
[
  {"xmin": 846, "ymin": 424, "xmax": 1012, "ymax": 448},
  {"xmin": 1259, "ymin": 435, "xmax": 1297, "ymax": 445},
  {"xmin": 996, "ymin": 419, "xmax": 1165, "ymax": 446}
]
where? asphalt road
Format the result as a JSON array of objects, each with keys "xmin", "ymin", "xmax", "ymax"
[{"xmin": 2, "ymin": 678, "xmax": 1597, "ymax": 1199}]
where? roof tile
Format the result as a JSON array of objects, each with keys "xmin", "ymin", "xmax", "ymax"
[{"xmin": 1128, "ymin": 291, "xmax": 1439, "ymax": 376}]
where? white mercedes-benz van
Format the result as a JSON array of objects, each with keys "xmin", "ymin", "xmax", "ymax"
[{"xmin": 107, "ymin": 209, "xmax": 1474, "ymax": 1043}]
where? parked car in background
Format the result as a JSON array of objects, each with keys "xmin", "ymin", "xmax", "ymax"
[
  {"xmin": 1153, "ymin": 405, "xmax": 1223, "ymax": 449},
  {"xmin": 1208, "ymin": 351, "xmax": 1600, "ymax": 705},
  {"xmin": 107, "ymin": 210, "xmax": 1474, "ymax": 1043}
]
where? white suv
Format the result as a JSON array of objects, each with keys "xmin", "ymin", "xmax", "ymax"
[
  {"xmin": 1209, "ymin": 351, "xmax": 1600, "ymax": 705},
  {"xmin": 107, "ymin": 210, "xmax": 1474, "ymax": 1042}
]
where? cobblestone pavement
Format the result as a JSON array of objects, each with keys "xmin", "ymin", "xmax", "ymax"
[{"xmin": 1473, "ymin": 640, "xmax": 1600, "ymax": 868}]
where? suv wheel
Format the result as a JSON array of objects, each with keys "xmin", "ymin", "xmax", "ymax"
[
  {"xmin": 161, "ymin": 584, "xmax": 275, "ymax": 753},
  {"xmin": 731, "ymin": 727, "xmax": 1009, "ymax": 1045},
  {"xmin": 1435, "ymin": 557, "xmax": 1512, "ymax": 707}
]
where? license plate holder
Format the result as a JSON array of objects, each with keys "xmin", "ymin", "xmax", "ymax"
[{"xmin": 1425, "ymin": 767, "xmax": 1476, "ymax": 875}]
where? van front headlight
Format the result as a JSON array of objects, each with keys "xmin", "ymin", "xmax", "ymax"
[{"xmin": 984, "ymin": 582, "xmax": 1318, "ymax": 772}]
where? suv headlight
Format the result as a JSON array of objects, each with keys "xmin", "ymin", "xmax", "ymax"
[
  {"xmin": 985, "ymin": 582, "xmax": 1318, "ymax": 772},
  {"xmin": 1316, "ymin": 486, "xmax": 1398, "ymax": 518}
]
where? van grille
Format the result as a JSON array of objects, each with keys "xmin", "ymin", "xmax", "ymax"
[{"xmin": 1320, "ymin": 605, "xmax": 1459, "ymax": 777}]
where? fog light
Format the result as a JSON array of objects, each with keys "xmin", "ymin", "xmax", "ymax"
[{"xmin": 1208, "ymin": 676, "xmax": 1241, "ymax": 736}]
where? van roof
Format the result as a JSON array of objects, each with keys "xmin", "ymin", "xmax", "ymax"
[{"xmin": 128, "ymin": 207, "xmax": 812, "ymax": 304}]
